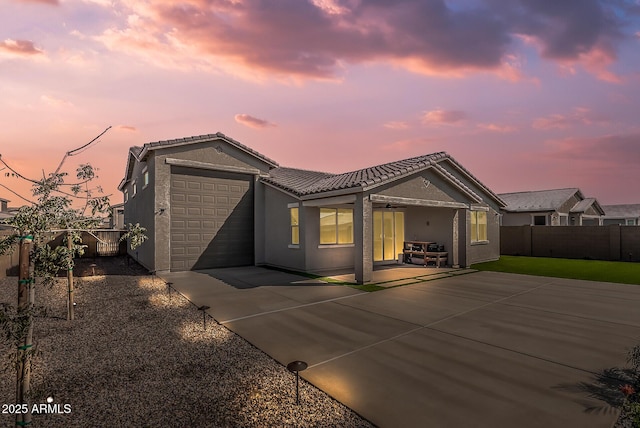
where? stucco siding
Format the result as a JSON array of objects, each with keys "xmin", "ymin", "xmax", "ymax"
[
  {"xmin": 404, "ymin": 206, "xmax": 455, "ymax": 252},
  {"xmin": 155, "ymin": 141, "xmax": 272, "ymax": 174},
  {"xmin": 560, "ymin": 194, "xmax": 580, "ymax": 213},
  {"xmin": 377, "ymin": 171, "xmax": 461, "ymax": 203},
  {"xmin": 124, "ymin": 157, "xmax": 155, "ymax": 271},
  {"xmin": 466, "ymin": 207, "xmax": 500, "ymax": 265},
  {"xmin": 263, "ymin": 186, "xmax": 305, "ymax": 271},
  {"xmin": 303, "ymin": 205, "xmax": 355, "ymax": 272},
  {"xmin": 583, "ymin": 205, "xmax": 600, "ymax": 216},
  {"xmin": 439, "ymin": 160, "xmax": 502, "ymax": 212}
]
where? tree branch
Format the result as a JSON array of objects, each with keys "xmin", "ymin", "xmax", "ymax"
[
  {"xmin": 0, "ymin": 183, "xmax": 35, "ymax": 205},
  {"xmin": 53, "ymin": 126, "xmax": 112, "ymax": 175}
]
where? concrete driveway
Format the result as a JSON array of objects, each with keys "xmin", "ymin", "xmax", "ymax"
[{"xmin": 160, "ymin": 268, "xmax": 640, "ymax": 428}]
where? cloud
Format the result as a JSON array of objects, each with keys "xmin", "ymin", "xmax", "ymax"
[
  {"xmin": 234, "ymin": 114, "xmax": 277, "ymax": 129},
  {"xmin": 503, "ymin": 0, "xmax": 624, "ymax": 81},
  {"xmin": 92, "ymin": 0, "xmax": 629, "ymax": 81},
  {"xmin": 17, "ymin": 0, "xmax": 59, "ymax": 5},
  {"xmin": 543, "ymin": 133, "xmax": 640, "ymax": 166},
  {"xmin": 381, "ymin": 136, "xmax": 442, "ymax": 151},
  {"xmin": 117, "ymin": 125, "xmax": 137, "ymax": 132},
  {"xmin": 477, "ymin": 123, "xmax": 516, "ymax": 133},
  {"xmin": 40, "ymin": 95, "xmax": 73, "ymax": 108},
  {"xmin": 422, "ymin": 109, "xmax": 468, "ymax": 125},
  {"xmin": 532, "ymin": 107, "xmax": 610, "ymax": 129},
  {"xmin": 0, "ymin": 39, "xmax": 44, "ymax": 58},
  {"xmin": 383, "ymin": 121, "xmax": 409, "ymax": 130}
]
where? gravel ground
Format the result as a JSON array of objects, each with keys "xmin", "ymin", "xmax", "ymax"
[{"xmin": 0, "ymin": 257, "xmax": 374, "ymax": 428}]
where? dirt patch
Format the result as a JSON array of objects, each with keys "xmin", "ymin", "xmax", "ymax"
[{"xmin": 70, "ymin": 255, "xmax": 149, "ymax": 277}]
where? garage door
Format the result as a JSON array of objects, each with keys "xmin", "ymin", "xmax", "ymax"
[{"xmin": 170, "ymin": 166, "xmax": 254, "ymax": 271}]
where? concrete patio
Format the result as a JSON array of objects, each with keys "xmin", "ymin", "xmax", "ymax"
[{"xmin": 159, "ymin": 267, "xmax": 640, "ymax": 428}]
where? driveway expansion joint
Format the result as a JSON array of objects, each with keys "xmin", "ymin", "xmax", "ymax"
[{"xmin": 219, "ymin": 292, "xmax": 366, "ymax": 324}]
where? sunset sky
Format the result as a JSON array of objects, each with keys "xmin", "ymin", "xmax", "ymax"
[{"xmin": 1, "ymin": 0, "xmax": 639, "ymax": 208}]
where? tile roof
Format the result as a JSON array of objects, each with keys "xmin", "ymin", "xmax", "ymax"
[
  {"xmin": 137, "ymin": 133, "xmax": 279, "ymax": 167},
  {"xmin": 602, "ymin": 204, "xmax": 640, "ymax": 218},
  {"xmin": 498, "ymin": 188, "xmax": 581, "ymax": 212},
  {"xmin": 119, "ymin": 133, "xmax": 503, "ymax": 206},
  {"xmin": 262, "ymin": 152, "xmax": 491, "ymax": 200},
  {"xmin": 130, "ymin": 146, "xmax": 143, "ymax": 157}
]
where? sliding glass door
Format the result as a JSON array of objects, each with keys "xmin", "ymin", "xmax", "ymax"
[{"xmin": 373, "ymin": 210, "xmax": 405, "ymax": 262}]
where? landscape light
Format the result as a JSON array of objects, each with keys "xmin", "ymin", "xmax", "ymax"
[
  {"xmin": 286, "ymin": 360, "xmax": 308, "ymax": 405},
  {"xmin": 198, "ymin": 305, "xmax": 211, "ymax": 330}
]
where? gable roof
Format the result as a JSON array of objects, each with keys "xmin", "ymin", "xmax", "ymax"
[
  {"xmin": 570, "ymin": 198, "xmax": 605, "ymax": 215},
  {"xmin": 499, "ymin": 188, "xmax": 582, "ymax": 212},
  {"xmin": 602, "ymin": 204, "xmax": 640, "ymax": 218},
  {"xmin": 118, "ymin": 132, "xmax": 279, "ymax": 190},
  {"xmin": 137, "ymin": 133, "xmax": 279, "ymax": 167},
  {"xmin": 262, "ymin": 152, "xmax": 506, "ymax": 206}
]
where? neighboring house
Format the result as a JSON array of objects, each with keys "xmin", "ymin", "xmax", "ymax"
[
  {"xmin": 499, "ymin": 188, "xmax": 605, "ymax": 226},
  {"xmin": 601, "ymin": 204, "xmax": 640, "ymax": 226},
  {"xmin": 0, "ymin": 198, "xmax": 17, "ymax": 228},
  {"xmin": 109, "ymin": 202, "xmax": 125, "ymax": 229},
  {"xmin": 119, "ymin": 133, "xmax": 505, "ymax": 284}
]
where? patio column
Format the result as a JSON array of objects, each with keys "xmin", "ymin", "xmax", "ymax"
[
  {"xmin": 456, "ymin": 208, "xmax": 468, "ymax": 268},
  {"xmin": 354, "ymin": 193, "xmax": 372, "ymax": 284},
  {"xmin": 451, "ymin": 209, "xmax": 460, "ymax": 268}
]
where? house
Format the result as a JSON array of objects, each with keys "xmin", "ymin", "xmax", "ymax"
[
  {"xmin": 601, "ymin": 204, "xmax": 640, "ymax": 226},
  {"xmin": 119, "ymin": 133, "xmax": 505, "ymax": 284},
  {"xmin": 0, "ymin": 198, "xmax": 17, "ymax": 228},
  {"xmin": 499, "ymin": 188, "xmax": 605, "ymax": 226},
  {"xmin": 109, "ymin": 203, "xmax": 125, "ymax": 229}
]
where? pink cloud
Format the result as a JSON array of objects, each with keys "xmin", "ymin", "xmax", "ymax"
[
  {"xmin": 477, "ymin": 123, "xmax": 516, "ymax": 133},
  {"xmin": 117, "ymin": 125, "xmax": 138, "ymax": 132},
  {"xmin": 422, "ymin": 109, "xmax": 468, "ymax": 125},
  {"xmin": 532, "ymin": 107, "xmax": 610, "ymax": 130},
  {"xmin": 0, "ymin": 39, "xmax": 44, "ymax": 57},
  {"xmin": 234, "ymin": 114, "xmax": 277, "ymax": 129},
  {"xmin": 17, "ymin": 0, "xmax": 59, "ymax": 4},
  {"xmin": 382, "ymin": 136, "xmax": 442, "ymax": 152},
  {"xmin": 93, "ymin": 0, "xmax": 629, "ymax": 81},
  {"xmin": 40, "ymin": 95, "xmax": 73, "ymax": 108},
  {"xmin": 543, "ymin": 133, "xmax": 640, "ymax": 166},
  {"xmin": 383, "ymin": 121, "xmax": 409, "ymax": 130}
]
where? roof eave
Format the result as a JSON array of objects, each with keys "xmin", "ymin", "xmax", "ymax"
[
  {"xmin": 299, "ymin": 186, "xmax": 363, "ymax": 200},
  {"xmin": 118, "ymin": 150, "xmax": 139, "ymax": 191},
  {"xmin": 441, "ymin": 157, "xmax": 507, "ymax": 208},
  {"xmin": 140, "ymin": 133, "xmax": 279, "ymax": 168}
]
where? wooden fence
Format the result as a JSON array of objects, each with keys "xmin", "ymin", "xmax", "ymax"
[
  {"xmin": 501, "ymin": 225, "xmax": 640, "ymax": 262},
  {"xmin": 0, "ymin": 230, "xmax": 126, "ymax": 278}
]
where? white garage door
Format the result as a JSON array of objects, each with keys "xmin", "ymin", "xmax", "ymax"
[{"xmin": 170, "ymin": 166, "xmax": 254, "ymax": 271}]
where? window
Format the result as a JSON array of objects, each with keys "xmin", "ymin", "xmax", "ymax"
[
  {"xmin": 626, "ymin": 219, "xmax": 636, "ymax": 226},
  {"xmin": 533, "ymin": 215, "xmax": 546, "ymax": 226},
  {"xmin": 470, "ymin": 210, "xmax": 487, "ymax": 242},
  {"xmin": 320, "ymin": 208, "xmax": 353, "ymax": 244},
  {"xmin": 132, "ymin": 181, "xmax": 137, "ymax": 197},
  {"xmin": 124, "ymin": 190, "xmax": 129, "ymax": 202},
  {"xmin": 143, "ymin": 170, "xmax": 149, "ymax": 188},
  {"xmin": 290, "ymin": 207, "xmax": 299, "ymax": 245}
]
